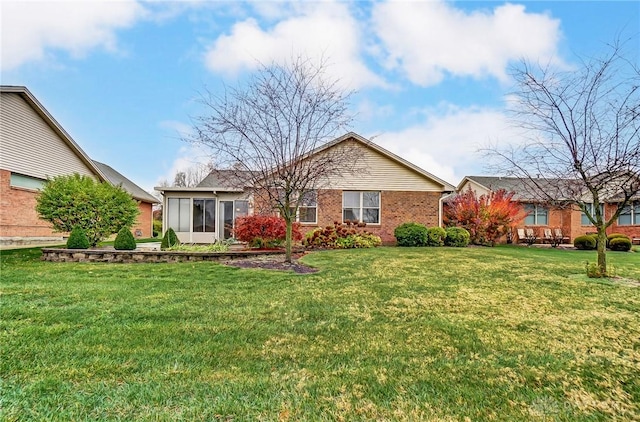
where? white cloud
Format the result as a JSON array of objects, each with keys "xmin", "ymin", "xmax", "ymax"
[
  {"xmin": 371, "ymin": 1, "xmax": 562, "ymax": 86},
  {"xmin": 372, "ymin": 105, "xmax": 527, "ymax": 186},
  {"xmin": 203, "ymin": 2, "xmax": 384, "ymax": 90},
  {"xmin": 1, "ymin": 0, "xmax": 145, "ymax": 71}
]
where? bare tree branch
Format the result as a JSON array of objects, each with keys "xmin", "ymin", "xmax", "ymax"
[
  {"xmin": 485, "ymin": 37, "xmax": 640, "ymax": 275},
  {"xmin": 187, "ymin": 55, "xmax": 358, "ymax": 262}
]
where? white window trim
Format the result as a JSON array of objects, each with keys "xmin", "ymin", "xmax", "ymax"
[
  {"xmin": 617, "ymin": 201, "xmax": 639, "ymax": 226},
  {"xmin": 342, "ymin": 191, "xmax": 381, "ymax": 225},
  {"xmin": 192, "ymin": 198, "xmax": 217, "ymax": 233},
  {"xmin": 581, "ymin": 203, "xmax": 604, "ymax": 226},
  {"xmin": 524, "ymin": 203, "xmax": 548, "ymax": 226}
]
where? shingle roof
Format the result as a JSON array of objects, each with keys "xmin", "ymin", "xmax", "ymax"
[
  {"xmin": 196, "ymin": 169, "xmax": 254, "ymax": 190},
  {"xmin": 462, "ymin": 176, "xmax": 583, "ymax": 202},
  {"xmin": 93, "ymin": 161, "xmax": 158, "ymax": 203}
]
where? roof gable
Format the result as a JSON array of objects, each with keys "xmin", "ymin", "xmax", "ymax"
[
  {"xmin": 0, "ymin": 85, "xmax": 107, "ymax": 181},
  {"xmin": 311, "ymin": 132, "xmax": 456, "ymax": 191}
]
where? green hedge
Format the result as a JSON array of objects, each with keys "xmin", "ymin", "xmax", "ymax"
[
  {"xmin": 394, "ymin": 223, "xmax": 428, "ymax": 247},
  {"xmin": 445, "ymin": 227, "xmax": 470, "ymax": 247},
  {"xmin": 609, "ymin": 237, "xmax": 632, "ymax": 252},
  {"xmin": 574, "ymin": 235, "xmax": 596, "ymax": 250}
]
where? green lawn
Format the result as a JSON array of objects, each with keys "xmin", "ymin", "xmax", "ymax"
[{"xmin": 1, "ymin": 246, "xmax": 639, "ymax": 421}]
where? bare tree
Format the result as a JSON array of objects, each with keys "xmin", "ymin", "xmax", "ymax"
[
  {"xmin": 488, "ymin": 39, "xmax": 640, "ymax": 275},
  {"xmin": 172, "ymin": 162, "xmax": 214, "ymax": 188},
  {"xmin": 188, "ymin": 56, "xmax": 358, "ymax": 262}
]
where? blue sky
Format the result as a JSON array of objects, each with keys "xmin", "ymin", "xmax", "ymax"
[{"xmin": 2, "ymin": 1, "xmax": 638, "ymax": 193}]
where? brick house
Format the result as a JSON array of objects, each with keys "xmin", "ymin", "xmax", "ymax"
[
  {"xmin": 0, "ymin": 85, "xmax": 158, "ymax": 246},
  {"xmin": 156, "ymin": 132, "xmax": 456, "ymax": 244},
  {"xmin": 457, "ymin": 176, "xmax": 640, "ymax": 243}
]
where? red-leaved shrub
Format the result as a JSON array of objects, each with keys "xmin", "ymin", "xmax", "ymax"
[
  {"xmin": 444, "ymin": 188, "xmax": 524, "ymax": 246},
  {"xmin": 234, "ymin": 215, "xmax": 302, "ymax": 248}
]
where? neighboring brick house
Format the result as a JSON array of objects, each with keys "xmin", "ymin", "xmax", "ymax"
[
  {"xmin": 157, "ymin": 132, "xmax": 456, "ymax": 244},
  {"xmin": 457, "ymin": 176, "xmax": 640, "ymax": 243},
  {"xmin": 0, "ymin": 85, "xmax": 157, "ymax": 246}
]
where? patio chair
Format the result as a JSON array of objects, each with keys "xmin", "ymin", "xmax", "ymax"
[
  {"xmin": 517, "ymin": 228, "xmax": 526, "ymax": 243},
  {"xmin": 554, "ymin": 228, "xmax": 569, "ymax": 243},
  {"xmin": 524, "ymin": 228, "xmax": 538, "ymax": 246},
  {"xmin": 543, "ymin": 228, "xmax": 552, "ymax": 244}
]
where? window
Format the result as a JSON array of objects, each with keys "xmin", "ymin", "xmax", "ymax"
[
  {"xmin": 523, "ymin": 203, "xmax": 548, "ymax": 225},
  {"xmin": 10, "ymin": 173, "xmax": 46, "ymax": 190},
  {"xmin": 235, "ymin": 200, "xmax": 249, "ymax": 219},
  {"xmin": 343, "ymin": 191, "xmax": 380, "ymax": 224},
  {"xmin": 167, "ymin": 198, "xmax": 190, "ymax": 232},
  {"xmin": 193, "ymin": 199, "xmax": 216, "ymax": 232},
  {"xmin": 581, "ymin": 203, "xmax": 604, "ymax": 225},
  {"xmin": 617, "ymin": 201, "xmax": 640, "ymax": 226},
  {"xmin": 289, "ymin": 191, "xmax": 317, "ymax": 223}
]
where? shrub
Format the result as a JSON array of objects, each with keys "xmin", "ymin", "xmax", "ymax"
[
  {"xmin": 152, "ymin": 220, "xmax": 162, "ymax": 237},
  {"xmin": 574, "ymin": 235, "xmax": 596, "ymax": 250},
  {"xmin": 161, "ymin": 227, "xmax": 180, "ymax": 250},
  {"xmin": 444, "ymin": 227, "xmax": 470, "ymax": 247},
  {"xmin": 66, "ymin": 226, "xmax": 90, "ymax": 249},
  {"xmin": 606, "ymin": 233, "xmax": 629, "ymax": 248},
  {"xmin": 36, "ymin": 173, "xmax": 139, "ymax": 247},
  {"xmin": 114, "ymin": 227, "xmax": 137, "ymax": 250},
  {"xmin": 585, "ymin": 262, "xmax": 604, "ymax": 278},
  {"xmin": 304, "ymin": 222, "xmax": 381, "ymax": 249},
  {"xmin": 444, "ymin": 188, "xmax": 524, "ymax": 246},
  {"xmin": 609, "ymin": 237, "xmax": 632, "ymax": 252},
  {"xmin": 426, "ymin": 226, "xmax": 447, "ymax": 247},
  {"xmin": 394, "ymin": 223, "xmax": 428, "ymax": 247},
  {"xmin": 234, "ymin": 215, "xmax": 302, "ymax": 249}
]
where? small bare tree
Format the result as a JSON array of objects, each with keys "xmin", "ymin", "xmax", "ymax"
[
  {"xmin": 488, "ymin": 39, "xmax": 640, "ymax": 275},
  {"xmin": 172, "ymin": 162, "xmax": 215, "ymax": 188},
  {"xmin": 189, "ymin": 56, "xmax": 359, "ymax": 262}
]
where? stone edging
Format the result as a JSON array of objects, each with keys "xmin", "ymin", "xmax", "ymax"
[{"xmin": 41, "ymin": 248, "xmax": 284, "ymax": 263}]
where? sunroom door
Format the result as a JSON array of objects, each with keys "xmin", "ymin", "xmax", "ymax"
[{"xmin": 219, "ymin": 201, "xmax": 234, "ymax": 240}]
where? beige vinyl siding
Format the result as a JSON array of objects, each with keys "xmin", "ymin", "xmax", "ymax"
[
  {"xmin": 0, "ymin": 93, "xmax": 96, "ymax": 180},
  {"xmin": 323, "ymin": 141, "xmax": 443, "ymax": 191},
  {"xmin": 459, "ymin": 180, "xmax": 490, "ymax": 196}
]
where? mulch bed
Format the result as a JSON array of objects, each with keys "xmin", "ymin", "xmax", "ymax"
[{"xmin": 223, "ymin": 252, "xmax": 318, "ymax": 274}]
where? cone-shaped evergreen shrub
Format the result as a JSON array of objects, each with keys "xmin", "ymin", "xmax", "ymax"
[
  {"xmin": 114, "ymin": 227, "xmax": 137, "ymax": 250},
  {"xmin": 161, "ymin": 227, "xmax": 180, "ymax": 250},
  {"xmin": 67, "ymin": 226, "xmax": 90, "ymax": 249}
]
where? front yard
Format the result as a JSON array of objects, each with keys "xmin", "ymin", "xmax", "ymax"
[{"xmin": 1, "ymin": 246, "xmax": 639, "ymax": 420}]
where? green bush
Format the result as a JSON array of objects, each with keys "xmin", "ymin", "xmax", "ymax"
[
  {"xmin": 161, "ymin": 228, "xmax": 180, "ymax": 250},
  {"xmin": 585, "ymin": 262, "xmax": 604, "ymax": 278},
  {"xmin": 66, "ymin": 226, "xmax": 90, "ymax": 249},
  {"xmin": 114, "ymin": 227, "xmax": 137, "ymax": 250},
  {"xmin": 36, "ymin": 173, "xmax": 139, "ymax": 247},
  {"xmin": 606, "ymin": 233, "xmax": 629, "ymax": 248},
  {"xmin": 574, "ymin": 235, "xmax": 596, "ymax": 250},
  {"xmin": 153, "ymin": 220, "xmax": 162, "ymax": 237},
  {"xmin": 609, "ymin": 237, "xmax": 632, "ymax": 252},
  {"xmin": 444, "ymin": 227, "xmax": 470, "ymax": 247},
  {"xmin": 394, "ymin": 223, "xmax": 428, "ymax": 247},
  {"xmin": 426, "ymin": 226, "xmax": 446, "ymax": 247}
]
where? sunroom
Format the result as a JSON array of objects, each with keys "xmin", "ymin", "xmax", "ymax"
[{"xmin": 157, "ymin": 186, "xmax": 250, "ymax": 243}]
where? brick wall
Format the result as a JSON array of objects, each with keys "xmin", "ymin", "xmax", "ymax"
[
  {"xmin": 0, "ymin": 169, "xmax": 59, "ymax": 238},
  {"xmin": 131, "ymin": 202, "xmax": 153, "ymax": 238},
  {"xmin": 312, "ymin": 190, "xmax": 442, "ymax": 244},
  {"xmin": 1, "ymin": 169, "xmax": 156, "ymax": 242}
]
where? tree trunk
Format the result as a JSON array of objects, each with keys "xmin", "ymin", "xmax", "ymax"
[
  {"xmin": 285, "ymin": 219, "xmax": 293, "ymax": 263},
  {"xmin": 596, "ymin": 226, "xmax": 607, "ymax": 276}
]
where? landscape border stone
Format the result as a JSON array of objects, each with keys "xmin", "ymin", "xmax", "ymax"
[{"xmin": 41, "ymin": 248, "xmax": 284, "ymax": 263}]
